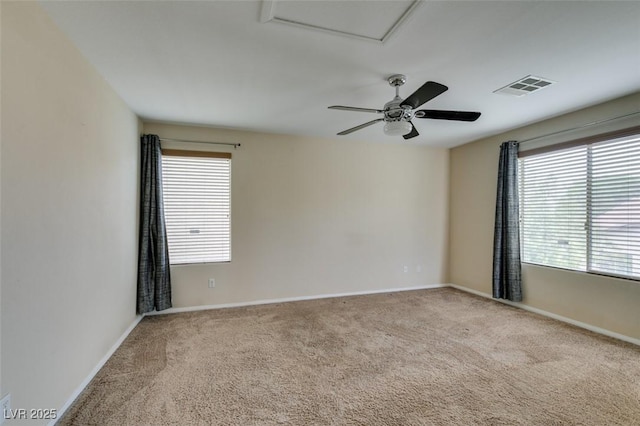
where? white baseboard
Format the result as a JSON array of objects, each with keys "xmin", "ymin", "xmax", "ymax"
[
  {"xmin": 446, "ymin": 283, "xmax": 640, "ymax": 347},
  {"xmin": 51, "ymin": 315, "xmax": 144, "ymax": 426},
  {"xmin": 144, "ymin": 284, "xmax": 448, "ymax": 316}
]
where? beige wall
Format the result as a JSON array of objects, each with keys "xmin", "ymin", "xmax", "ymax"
[
  {"xmin": 449, "ymin": 92, "xmax": 640, "ymax": 340},
  {"xmin": 144, "ymin": 122, "xmax": 449, "ymax": 308},
  {"xmin": 1, "ymin": 2, "xmax": 140, "ymax": 420}
]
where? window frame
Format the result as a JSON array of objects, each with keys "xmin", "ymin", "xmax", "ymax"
[{"xmin": 518, "ymin": 125, "xmax": 640, "ymax": 282}]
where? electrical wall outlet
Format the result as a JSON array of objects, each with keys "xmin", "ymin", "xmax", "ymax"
[
  {"xmin": 0, "ymin": 393, "xmax": 11, "ymax": 425},
  {"xmin": 403, "ymin": 265, "xmax": 409, "ymax": 273},
  {"xmin": 208, "ymin": 278, "xmax": 215, "ymax": 288}
]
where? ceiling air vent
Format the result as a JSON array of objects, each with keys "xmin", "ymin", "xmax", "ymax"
[{"xmin": 494, "ymin": 75, "xmax": 556, "ymax": 97}]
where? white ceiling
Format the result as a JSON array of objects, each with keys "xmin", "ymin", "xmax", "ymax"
[{"xmin": 39, "ymin": 0, "xmax": 640, "ymax": 148}]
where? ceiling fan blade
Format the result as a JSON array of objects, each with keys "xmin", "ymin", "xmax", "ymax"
[
  {"xmin": 402, "ymin": 121, "xmax": 419, "ymax": 140},
  {"xmin": 414, "ymin": 109, "xmax": 481, "ymax": 122},
  {"xmin": 337, "ymin": 118, "xmax": 384, "ymax": 135},
  {"xmin": 329, "ymin": 106, "xmax": 384, "ymax": 114},
  {"xmin": 400, "ymin": 81, "xmax": 448, "ymax": 109}
]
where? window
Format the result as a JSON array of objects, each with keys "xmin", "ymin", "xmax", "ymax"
[
  {"xmin": 519, "ymin": 128, "xmax": 640, "ymax": 280},
  {"xmin": 161, "ymin": 150, "xmax": 231, "ymax": 264}
]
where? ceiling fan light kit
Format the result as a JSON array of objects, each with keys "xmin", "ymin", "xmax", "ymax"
[
  {"xmin": 329, "ymin": 74, "xmax": 481, "ymax": 140},
  {"xmin": 384, "ymin": 121, "xmax": 413, "ymax": 136}
]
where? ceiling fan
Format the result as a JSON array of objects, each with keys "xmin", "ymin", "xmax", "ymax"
[{"xmin": 328, "ymin": 74, "xmax": 481, "ymax": 139}]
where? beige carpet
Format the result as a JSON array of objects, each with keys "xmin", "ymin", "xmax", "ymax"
[{"xmin": 59, "ymin": 288, "xmax": 640, "ymax": 425}]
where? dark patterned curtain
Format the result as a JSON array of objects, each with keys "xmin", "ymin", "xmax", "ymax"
[
  {"xmin": 492, "ymin": 141, "xmax": 522, "ymax": 302},
  {"xmin": 137, "ymin": 134, "xmax": 172, "ymax": 314}
]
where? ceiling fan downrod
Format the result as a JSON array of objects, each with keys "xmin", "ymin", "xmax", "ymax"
[{"xmin": 388, "ymin": 74, "xmax": 406, "ymax": 99}]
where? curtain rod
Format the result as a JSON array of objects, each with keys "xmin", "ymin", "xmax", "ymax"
[
  {"xmin": 518, "ymin": 111, "xmax": 640, "ymax": 144},
  {"xmin": 159, "ymin": 137, "xmax": 241, "ymax": 149}
]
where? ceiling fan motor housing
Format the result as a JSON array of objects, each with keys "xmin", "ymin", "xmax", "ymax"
[{"xmin": 384, "ymin": 97, "xmax": 413, "ymax": 122}]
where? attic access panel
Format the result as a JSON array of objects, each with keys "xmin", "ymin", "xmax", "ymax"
[{"xmin": 260, "ymin": 0, "xmax": 421, "ymax": 43}]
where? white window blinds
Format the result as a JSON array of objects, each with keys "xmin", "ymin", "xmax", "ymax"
[
  {"xmin": 161, "ymin": 151, "xmax": 231, "ymax": 264},
  {"xmin": 590, "ymin": 138, "xmax": 640, "ymax": 277},
  {"xmin": 520, "ymin": 146, "xmax": 588, "ymax": 271},
  {"xmin": 519, "ymin": 131, "xmax": 640, "ymax": 280}
]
